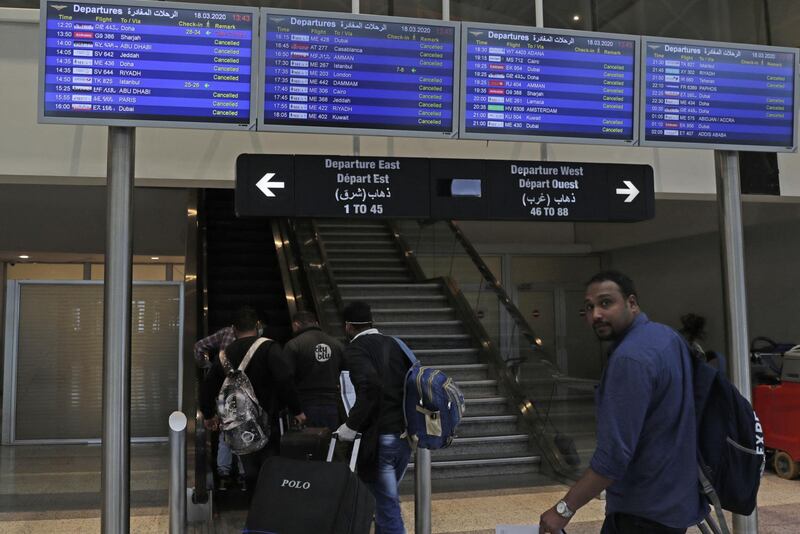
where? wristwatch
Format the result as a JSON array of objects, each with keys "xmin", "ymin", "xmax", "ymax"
[{"xmin": 555, "ymin": 499, "xmax": 575, "ymax": 519}]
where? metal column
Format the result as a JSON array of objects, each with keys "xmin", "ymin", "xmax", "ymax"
[
  {"xmin": 102, "ymin": 126, "xmax": 135, "ymax": 534},
  {"xmin": 415, "ymin": 448, "xmax": 432, "ymax": 534},
  {"xmin": 714, "ymin": 150, "xmax": 758, "ymax": 534},
  {"xmin": 169, "ymin": 411, "xmax": 188, "ymax": 534}
]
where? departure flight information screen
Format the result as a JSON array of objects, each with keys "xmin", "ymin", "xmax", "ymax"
[
  {"xmin": 641, "ymin": 38, "xmax": 798, "ymax": 151},
  {"xmin": 260, "ymin": 9, "xmax": 458, "ymax": 137},
  {"xmin": 460, "ymin": 24, "xmax": 638, "ymax": 144},
  {"xmin": 39, "ymin": 0, "xmax": 257, "ymax": 129}
]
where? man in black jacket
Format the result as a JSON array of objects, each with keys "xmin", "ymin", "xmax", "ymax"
[
  {"xmin": 336, "ymin": 301, "xmax": 412, "ymax": 534},
  {"xmin": 200, "ymin": 307, "xmax": 302, "ymax": 490},
  {"xmin": 282, "ymin": 310, "xmax": 344, "ymax": 431}
]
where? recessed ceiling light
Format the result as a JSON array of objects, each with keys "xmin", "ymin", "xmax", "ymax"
[
  {"xmin": 573, "ymin": 14, "xmax": 581, "ymax": 21},
  {"xmin": 19, "ymin": 255, "xmax": 29, "ymax": 259},
  {"xmin": 150, "ymin": 256, "xmax": 160, "ymax": 260}
]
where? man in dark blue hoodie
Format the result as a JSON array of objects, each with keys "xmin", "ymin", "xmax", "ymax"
[{"xmin": 539, "ymin": 271, "xmax": 706, "ymax": 534}]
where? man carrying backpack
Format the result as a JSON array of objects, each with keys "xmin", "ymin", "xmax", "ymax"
[
  {"xmin": 539, "ymin": 271, "xmax": 707, "ymax": 534},
  {"xmin": 200, "ymin": 307, "xmax": 303, "ymax": 491},
  {"xmin": 336, "ymin": 301, "xmax": 412, "ymax": 534}
]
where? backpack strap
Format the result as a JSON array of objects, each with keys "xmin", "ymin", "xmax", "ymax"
[
  {"xmin": 239, "ymin": 337, "xmax": 270, "ymax": 372},
  {"xmin": 219, "ymin": 350, "xmax": 232, "ymax": 374},
  {"xmin": 698, "ymin": 466, "xmax": 731, "ymax": 534},
  {"xmin": 391, "ymin": 336, "xmax": 419, "ymax": 365}
]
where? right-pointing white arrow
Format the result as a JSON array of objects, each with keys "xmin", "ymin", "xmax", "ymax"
[
  {"xmin": 616, "ymin": 180, "xmax": 639, "ymax": 203},
  {"xmin": 256, "ymin": 172, "xmax": 285, "ymax": 198}
]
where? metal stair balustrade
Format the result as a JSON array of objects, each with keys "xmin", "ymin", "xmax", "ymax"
[{"xmin": 397, "ymin": 220, "xmax": 600, "ymax": 480}]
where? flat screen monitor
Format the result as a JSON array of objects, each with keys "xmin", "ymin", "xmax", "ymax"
[
  {"xmin": 39, "ymin": 0, "xmax": 258, "ymax": 129},
  {"xmin": 640, "ymin": 37, "xmax": 798, "ymax": 152},
  {"xmin": 460, "ymin": 23, "xmax": 639, "ymax": 145},
  {"xmin": 259, "ymin": 9, "xmax": 459, "ymax": 138}
]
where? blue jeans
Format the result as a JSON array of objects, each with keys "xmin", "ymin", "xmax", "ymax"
[
  {"xmin": 217, "ymin": 433, "xmax": 244, "ymax": 477},
  {"xmin": 367, "ymin": 433, "xmax": 412, "ymax": 534}
]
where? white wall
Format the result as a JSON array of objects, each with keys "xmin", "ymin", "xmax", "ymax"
[{"xmin": 6, "ymin": 8, "xmax": 799, "ymax": 195}]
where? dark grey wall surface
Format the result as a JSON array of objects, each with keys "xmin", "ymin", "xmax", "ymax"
[{"xmin": 0, "ymin": 185, "xmax": 188, "ymax": 257}]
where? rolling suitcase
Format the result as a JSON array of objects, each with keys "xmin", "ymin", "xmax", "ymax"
[
  {"xmin": 244, "ymin": 434, "xmax": 375, "ymax": 534},
  {"xmin": 278, "ymin": 416, "xmax": 332, "ymax": 461}
]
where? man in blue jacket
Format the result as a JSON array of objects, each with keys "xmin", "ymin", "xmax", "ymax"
[{"xmin": 539, "ymin": 270, "xmax": 706, "ymax": 534}]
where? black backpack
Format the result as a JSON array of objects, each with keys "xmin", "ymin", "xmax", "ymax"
[{"xmin": 691, "ymin": 347, "xmax": 765, "ymax": 533}]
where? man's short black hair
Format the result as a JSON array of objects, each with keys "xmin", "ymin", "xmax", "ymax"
[
  {"xmin": 343, "ymin": 301, "xmax": 372, "ymax": 326},
  {"xmin": 292, "ymin": 310, "xmax": 318, "ymax": 327},
  {"xmin": 233, "ymin": 306, "xmax": 259, "ymax": 332},
  {"xmin": 586, "ymin": 270, "xmax": 638, "ymax": 299}
]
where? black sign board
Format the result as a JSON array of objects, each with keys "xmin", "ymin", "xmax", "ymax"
[
  {"xmin": 485, "ymin": 160, "xmax": 654, "ymax": 222},
  {"xmin": 294, "ymin": 156, "xmax": 429, "ymax": 218},
  {"xmin": 235, "ymin": 154, "xmax": 295, "ymax": 217},
  {"xmin": 236, "ymin": 154, "xmax": 429, "ymax": 218},
  {"xmin": 236, "ymin": 154, "xmax": 654, "ymax": 222}
]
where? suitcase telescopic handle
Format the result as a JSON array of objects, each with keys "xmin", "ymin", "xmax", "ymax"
[{"xmin": 327, "ymin": 431, "xmax": 363, "ymax": 472}]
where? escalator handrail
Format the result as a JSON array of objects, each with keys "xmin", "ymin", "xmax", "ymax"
[
  {"xmin": 310, "ymin": 219, "xmax": 345, "ymax": 314},
  {"xmin": 281, "ymin": 219, "xmax": 334, "ymax": 332},
  {"xmin": 271, "ymin": 219, "xmax": 302, "ymax": 319},
  {"xmin": 285, "ymin": 220, "xmax": 342, "ymax": 338}
]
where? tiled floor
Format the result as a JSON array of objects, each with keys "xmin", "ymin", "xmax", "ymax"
[
  {"xmin": 1, "ymin": 443, "xmax": 798, "ymax": 533},
  {"xmin": 399, "ymin": 473, "xmax": 800, "ymax": 533}
]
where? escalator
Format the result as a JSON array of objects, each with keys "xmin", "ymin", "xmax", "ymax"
[
  {"xmin": 187, "ymin": 191, "xmax": 299, "ymax": 531},
  {"xmin": 202, "ymin": 189, "xmax": 292, "ymax": 342}
]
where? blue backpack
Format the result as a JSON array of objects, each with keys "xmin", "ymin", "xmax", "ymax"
[
  {"xmin": 691, "ymin": 345, "xmax": 765, "ymax": 534},
  {"xmin": 390, "ymin": 337, "xmax": 466, "ymax": 449}
]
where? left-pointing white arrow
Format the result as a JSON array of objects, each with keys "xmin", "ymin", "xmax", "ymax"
[
  {"xmin": 615, "ymin": 180, "xmax": 639, "ymax": 203},
  {"xmin": 256, "ymin": 172, "xmax": 285, "ymax": 198}
]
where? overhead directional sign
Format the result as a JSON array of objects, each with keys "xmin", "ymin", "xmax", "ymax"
[
  {"xmin": 236, "ymin": 154, "xmax": 655, "ymax": 222},
  {"xmin": 256, "ymin": 172, "xmax": 285, "ymax": 197},
  {"xmin": 235, "ymin": 154, "xmax": 294, "ymax": 216},
  {"xmin": 484, "ymin": 160, "xmax": 654, "ymax": 222},
  {"xmin": 293, "ymin": 156, "xmax": 429, "ymax": 218}
]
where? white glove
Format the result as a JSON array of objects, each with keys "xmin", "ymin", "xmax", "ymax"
[{"xmin": 336, "ymin": 423, "xmax": 358, "ymax": 442}]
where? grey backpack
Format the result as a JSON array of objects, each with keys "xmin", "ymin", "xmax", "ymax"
[{"xmin": 217, "ymin": 337, "xmax": 271, "ymax": 455}]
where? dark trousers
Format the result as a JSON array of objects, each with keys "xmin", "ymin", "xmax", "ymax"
[
  {"xmin": 239, "ymin": 446, "xmax": 269, "ymax": 492},
  {"xmin": 601, "ymin": 513, "xmax": 687, "ymax": 534},
  {"xmin": 303, "ymin": 403, "xmax": 340, "ymax": 431}
]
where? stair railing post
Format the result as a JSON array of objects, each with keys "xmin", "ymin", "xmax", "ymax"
[
  {"xmin": 415, "ymin": 447, "xmax": 432, "ymax": 534},
  {"xmin": 169, "ymin": 411, "xmax": 187, "ymax": 534}
]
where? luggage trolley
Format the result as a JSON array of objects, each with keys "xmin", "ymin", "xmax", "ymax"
[{"xmin": 751, "ymin": 341, "xmax": 800, "ymax": 479}]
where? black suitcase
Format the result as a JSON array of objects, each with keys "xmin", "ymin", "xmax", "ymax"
[
  {"xmin": 244, "ymin": 435, "xmax": 375, "ymax": 534},
  {"xmin": 278, "ymin": 416, "xmax": 332, "ymax": 461}
]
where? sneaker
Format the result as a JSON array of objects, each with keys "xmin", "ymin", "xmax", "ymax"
[
  {"xmin": 237, "ymin": 475, "xmax": 247, "ymax": 492},
  {"xmin": 217, "ymin": 474, "xmax": 232, "ymax": 492}
]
